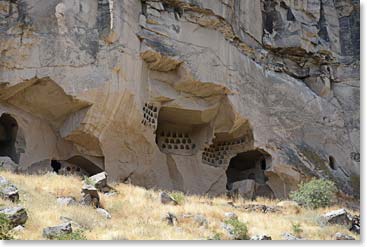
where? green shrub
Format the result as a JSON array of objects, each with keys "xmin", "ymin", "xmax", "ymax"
[
  {"xmin": 54, "ymin": 230, "xmax": 87, "ymax": 240},
  {"xmin": 170, "ymin": 192, "xmax": 185, "ymax": 205},
  {"xmin": 208, "ymin": 233, "xmax": 222, "ymax": 240},
  {"xmin": 224, "ymin": 218, "xmax": 250, "ymax": 240},
  {"xmin": 83, "ymin": 176, "xmax": 96, "ymax": 186},
  {"xmin": 0, "ymin": 213, "xmax": 14, "ymax": 240},
  {"xmin": 290, "ymin": 178, "xmax": 337, "ymax": 208},
  {"xmin": 291, "ymin": 222, "xmax": 303, "ymax": 237}
]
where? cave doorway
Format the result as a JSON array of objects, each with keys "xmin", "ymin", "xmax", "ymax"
[
  {"xmin": 63, "ymin": 156, "xmax": 104, "ymax": 176},
  {"xmin": 226, "ymin": 150, "xmax": 274, "ymax": 198},
  {"xmin": 51, "ymin": 160, "xmax": 62, "ymax": 173},
  {"xmin": 0, "ymin": 113, "xmax": 21, "ymax": 163}
]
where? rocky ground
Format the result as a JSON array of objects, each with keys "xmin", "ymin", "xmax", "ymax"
[{"xmin": 0, "ymin": 171, "xmax": 360, "ymax": 240}]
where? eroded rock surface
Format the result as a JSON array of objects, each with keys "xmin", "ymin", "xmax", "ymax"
[{"xmin": 0, "ymin": 0, "xmax": 359, "ymax": 198}]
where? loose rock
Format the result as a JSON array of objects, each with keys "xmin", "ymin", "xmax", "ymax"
[
  {"xmin": 56, "ymin": 196, "xmax": 77, "ymax": 206},
  {"xmin": 281, "ymin": 232, "xmax": 302, "ymax": 240},
  {"xmin": 224, "ymin": 212, "xmax": 238, "ymax": 220},
  {"xmin": 80, "ymin": 183, "xmax": 100, "ymax": 207},
  {"xmin": 321, "ymin": 208, "xmax": 351, "ymax": 225},
  {"xmin": 0, "ymin": 157, "xmax": 19, "ymax": 172},
  {"xmin": 0, "ymin": 176, "xmax": 19, "ymax": 202},
  {"xmin": 349, "ymin": 215, "xmax": 360, "ymax": 234},
  {"xmin": 193, "ymin": 214, "xmax": 208, "ymax": 226},
  {"xmin": 12, "ymin": 225, "xmax": 25, "ymax": 232},
  {"xmin": 43, "ymin": 222, "xmax": 72, "ymax": 239},
  {"xmin": 250, "ymin": 234, "xmax": 272, "ymax": 240},
  {"xmin": 0, "ymin": 207, "xmax": 28, "ymax": 226},
  {"xmin": 96, "ymin": 208, "xmax": 112, "ymax": 219},
  {"xmin": 88, "ymin": 172, "xmax": 108, "ymax": 191},
  {"xmin": 164, "ymin": 212, "xmax": 178, "ymax": 226},
  {"xmin": 160, "ymin": 192, "xmax": 177, "ymax": 205},
  {"xmin": 335, "ymin": 232, "xmax": 355, "ymax": 240}
]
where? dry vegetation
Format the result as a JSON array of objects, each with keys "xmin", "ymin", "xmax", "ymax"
[{"xmin": 0, "ymin": 171, "xmax": 360, "ymax": 240}]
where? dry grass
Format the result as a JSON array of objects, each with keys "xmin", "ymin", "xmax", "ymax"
[{"xmin": 0, "ymin": 171, "xmax": 360, "ymax": 240}]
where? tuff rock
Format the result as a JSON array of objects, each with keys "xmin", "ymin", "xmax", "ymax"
[
  {"xmin": 321, "ymin": 208, "xmax": 352, "ymax": 225},
  {"xmin": 42, "ymin": 222, "xmax": 72, "ymax": 239},
  {"xmin": 0, "ymin": 207, "xmax": 28, "ymax": 226},
  {"xmin": 0, "ymin": 0, "xmax": 359, "ymax": 199},
  {"xmin": 0, "ymin": 176, "xmax": 19, "ymax": 202}
]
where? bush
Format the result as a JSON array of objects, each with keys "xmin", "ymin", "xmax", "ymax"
[
  {"xmin": 54, "ymin": 230, "xmax": 87, "ymax": 240},
  {"xmin": 0, "ymin": 213, "xmax": 14, "ymax": 240},
  {"xmin": 170, "ymin": 192, "xmax": 185, "ymax": 205},
  {"xmin": 290, "ymin": 178, "xmax": 337, "ymax": 208},
  {"xmin": 83, "ymin": 176, "xmax": 96, "ymax": 186},
  {"xmin": 208, "ymin": 233, "xmax": 222, "ymax": 240},
  {"xmin": 291, "ymin": 222, "xmax": 303, "ymax": 237},
  {"xmin": 224, "ymin": 218, "xmax": 250, "ymax": 240}
]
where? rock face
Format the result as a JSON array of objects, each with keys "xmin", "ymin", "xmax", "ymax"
[{"xmin": 0, "ymin": 0, "xmax": 360, "ymax": 198}]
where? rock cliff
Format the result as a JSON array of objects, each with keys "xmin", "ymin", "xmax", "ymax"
[{"xmin": 0, "ymin": 0, "xmax": 360, "ymax": 198}]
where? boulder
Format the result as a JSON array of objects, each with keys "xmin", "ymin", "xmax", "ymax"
[
  {"xmin": 80, "ymin": 184, "xmax": 100, "ymax": 207},
  {"xmin": 42, "ymin": 222, "xmax": 72, "ymax": 239},
  {"xmin": 0, "ymin": 157, "xmax": 18, "ymax": 172},
  {"xmin": 0, "ymin": 207, "xmax": 28, "ymax": 226},
  {"xmin": 281, "ymin": 232, "xmax": 302, "ymax": 240},
  {"xmin": 193, "ymin": 214, "xmax": 208, "ymax": 226},
  {"xmin": 96, "ymin": 208, "xmax": 111, "ymax": 219},
  {"xmin": 0, "ymin": 176, "xmax": 19, "ymax": 202},
  {"xmin": 160, "ymin": 192, "xmax": 177, "ymax": 205},
  {"xmin": 88, "ymin": 172, "xmax": 108, "ymax": 191},
  {"xmin": 221, "ymin": 222, "xmax": 235, "ymax": 239},
  {"xmin": 321, "ymin": 209, "xmax": 352, "ymax": 225},
  {"xmin": 163, "ymin": 212, "xmax": 178, "ymax": 226},
  {"xmin": 335, "ymin": 232, "xmax": 355, "ymax": 240},
  {"xmin": 12, "ymin": 225, "xmax": 25, "ymax": 232},
  {"xmin": 56, "ymin": 196, "xmax": 77, "ymax": 206},
  {"xmin": 224, "ymin": 212, "xmax": 238, "ymax": 220},
  {"xmin": 250, "ymin": 234, "xmax": 272, "ymax": 240},
  {"xmin": 230, "ymin": 180, "xmax": 255, "ymax": 199},
  {"xmin": 349, "ymin": 215, "xmax": 360, "ymax": 234}
]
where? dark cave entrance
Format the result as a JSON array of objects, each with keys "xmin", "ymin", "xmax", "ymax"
[
  {"xmin": 0, "ymin": 113, "xmax": 21, "ymax": 163},
  {"xmin": 51, "ymin": 160, "xmax": 62, "ymax": 173},
  {"xmin": 65, "ymin": 156, "xmax": 104, "ymax": 176},
  {"xmin": 226, "ymin": 150, "xmax": 272, "ymax": 193}
]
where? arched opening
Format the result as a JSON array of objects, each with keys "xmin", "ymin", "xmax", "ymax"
[
  {"xmin": 226, "ymin": 150, "xmax": 270, "ymax": 186},
  {"xmin": 51, "ymin": 160, "xmax": 62, "ymax": 173},
  {"xmin": 64, "ymin": 156, "xmax": 104, "ymax": 176},
  {"xmin": 329, "ymin": 156, "xmax": 336, "ymax": 170},
  {"xmin": 226, "ymin": 149, "xmax": 274, "ymax": 198},
  {"xmin": 0, "ymin": 113, "xmax": 21, "ymax": 163},
  {"xmin": 155, "ymin": 106, "xmax": 213, "ymax": 156}
]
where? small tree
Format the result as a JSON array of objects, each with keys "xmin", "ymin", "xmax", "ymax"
[{"xmin": 290, "ymin": 178, "xmax": 337, "ymax": 208}]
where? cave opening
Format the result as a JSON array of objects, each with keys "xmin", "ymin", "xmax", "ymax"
[
  {"xmin": 226, "ymin": 150, "xmax": 270, "ymax": 188},
  {"xmin": 329, "ymin": 156, "xmax": 336, "ymax": 170},
  {"xmin": 64, "ymin": 156, "xmax": 103, "ymax": 176},
  {"xmin": 155, "ymin": 106, "xmax": 212, "ymax": 156},
  {"xmin": 0, "ymin": 113, "xmax": 21, "ymax": 163},
  {"xmin": 51, "ymin": 160, "xmax": 62, "ymax": 173}
]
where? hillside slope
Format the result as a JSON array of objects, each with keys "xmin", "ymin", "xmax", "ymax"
[{"xmin": 0, "ymin": 171, "xmax": 359, "ymax": 240}]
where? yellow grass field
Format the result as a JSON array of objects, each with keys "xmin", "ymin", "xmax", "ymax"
[{"xmin": 0, "ymin": 171, "xmax": 360, "ymax": 240}]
